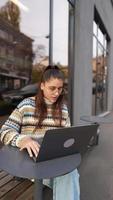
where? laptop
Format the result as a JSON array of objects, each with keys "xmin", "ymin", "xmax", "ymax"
[{"xmin": 33, "ymin": 124, "xmax": 99, "ymax": 162}]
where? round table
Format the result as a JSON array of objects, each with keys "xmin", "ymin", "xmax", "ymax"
[{"xmin": 0, "ymin": 145, "xmax": 81, "ymax": 200}]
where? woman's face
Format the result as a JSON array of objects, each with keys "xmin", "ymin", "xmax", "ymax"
[{"xmin": 41, "ymin": 78, "xmax": 64, "ymax": 103}]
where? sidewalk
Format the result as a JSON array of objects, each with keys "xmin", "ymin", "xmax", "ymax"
[{"xmin": 79, "ymin": 111, "xmax": 113, "ymax": 200}]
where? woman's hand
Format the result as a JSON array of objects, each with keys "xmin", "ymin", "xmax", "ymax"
[{"xmin": 18, "ymin": 137, "xmax": 40, "ymax": 158}]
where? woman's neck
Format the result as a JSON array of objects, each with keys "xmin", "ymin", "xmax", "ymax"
[{"xmin": 44, "ymin": 98, "xmax": 53, "ymax": 105}]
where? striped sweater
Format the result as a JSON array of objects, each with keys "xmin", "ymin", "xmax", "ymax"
[{"xmin": 0, "ymin": 97, "xmax": 70, "ymax": 146}]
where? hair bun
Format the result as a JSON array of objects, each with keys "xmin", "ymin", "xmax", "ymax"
[{"xmin": 44, "ymin": 65, "xmax": 59, "ymax": 72}]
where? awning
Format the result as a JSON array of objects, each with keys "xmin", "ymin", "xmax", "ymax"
[{"xmin": 0, "ymin": 72, "xmax": 28, "ymax": 80}]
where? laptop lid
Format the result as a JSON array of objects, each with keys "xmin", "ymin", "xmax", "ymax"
[{"xmin": 34, "ymin": 124, "xmax": 99, "ymax": 162}]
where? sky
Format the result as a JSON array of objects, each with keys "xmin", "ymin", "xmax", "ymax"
[{"xmin": 0, "ymin": 0, "xmax": 69, "ymax": 65}]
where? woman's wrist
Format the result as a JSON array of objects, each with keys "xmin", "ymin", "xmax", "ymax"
[
  {"xmin": 10, "ymin": 134, "xmax": 20, "ymax": 146},
  {"xmin": 16, "ymin": 135, "xmax": 29, "ymax": 147}
]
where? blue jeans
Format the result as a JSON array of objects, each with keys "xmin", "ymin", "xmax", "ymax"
[{"xmin": 43, "ymin": 169, "xmax": 80, "ymax": 200}]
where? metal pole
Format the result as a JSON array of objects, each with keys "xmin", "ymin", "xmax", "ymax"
[
  {"xmin": 68, "ymin": 1, "xmax": 75, "ymax": 124},
  {"xmin": 49, "ymin": 0, "xmax": 53, "ymax": 65},
  {"xmin": 34, "ymin": 179, "xmax": 43, "ymax": 200}
]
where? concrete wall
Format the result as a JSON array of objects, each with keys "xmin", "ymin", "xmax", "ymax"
[{"xmin": 72, "ymin": 0, "xmax": 113, "ymax": 125}]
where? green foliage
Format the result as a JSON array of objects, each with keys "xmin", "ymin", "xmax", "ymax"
[{"xmin": 0, "ymin": 1, "xmax": 20, "ymax": 30}]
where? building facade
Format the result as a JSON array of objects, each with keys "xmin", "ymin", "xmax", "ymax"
[
  {"xmin": 69, "ymin": 0, "xmax": 113, "ymax": 124},
  {"xmin": 0, "ymin": 17, "xmax": 33, "ymax": 91}
]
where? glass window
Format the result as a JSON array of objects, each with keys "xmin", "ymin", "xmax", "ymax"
[
  {"xmin": 98, "ymin": 27, "xmax": 104, "ymax": 45},
  {"xmin": 53, "ymin": 0, "xmax": 68, "ymax": 65},
  {"xmin": 0, "ymin": 0, "xmax": 68, "ymax": 91},
  {"xmin": 93, "ymin": 21, "xmax": 97, "ymax": 35},
  {"xmin": 92, "ymin": 19, "xmax": 108, "ymax": 115}
]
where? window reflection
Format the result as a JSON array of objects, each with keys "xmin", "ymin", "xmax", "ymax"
[
  {"xmin": 0, "ymin": 0, "xmax": 68, "ymax": 94},
  {"xmin": 92, "ymin": 20, "xmax": 108, "ymax": 115}
]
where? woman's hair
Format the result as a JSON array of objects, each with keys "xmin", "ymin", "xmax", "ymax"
[{"xmin": 35, "ymin": 65, "xmax": 65, "ymax": 129}]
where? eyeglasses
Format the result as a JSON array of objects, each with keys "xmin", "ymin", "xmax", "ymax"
[{"xmin": 45, "ymin": 86, "xmax": 63, "ymax": 93}]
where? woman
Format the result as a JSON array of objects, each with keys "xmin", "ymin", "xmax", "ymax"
[{"xmin": 0, "ymin": 65, "xmax": 80, "ymax": 200}]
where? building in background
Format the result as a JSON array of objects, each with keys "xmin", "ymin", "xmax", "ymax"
[
  {"xmin": 0, "ymin": 0, "xmax": 113, "ymax": 123},
  {"xmin": 0, "ymin": 16, "xmax": 33, "ymax": 91}
]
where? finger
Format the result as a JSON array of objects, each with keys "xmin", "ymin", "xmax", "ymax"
[
  {"xmin": 19, "ymin": 146, "xmax": 25, "ymax": 151},
  {"xmin": 31, "ymin": 145, "xmax": 39, "ymax": 157},
  {"xmin": 33, "ymin": 140, "xmax": 40, "ymax": 148},
  {"xmin": 19, "ymin": 145, "xmax": 35, "ymax": 158},
  {"xmin": 19, "ymin": 140, "xmax": 40, "ymax": 157},
  {"xmin": 31, "ymin": 141, "xmax": 40, "ymax": 156},
  {"xmin": 32, "ymin": 141, "xmax": 40, "ymax": 151},
  {"xmin": 27, "ymin": 146, "xmax": 33, "ymax": 157}
]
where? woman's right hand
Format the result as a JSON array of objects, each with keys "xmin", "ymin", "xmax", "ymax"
[{"xmin": 18, "ymin": 137, "xmax": 40, "ymax": 158}]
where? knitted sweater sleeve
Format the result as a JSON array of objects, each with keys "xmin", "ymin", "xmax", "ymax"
[
  {"xmin": 0, "ymin": 106, "xmax": 23, "ymax": 146},
  {"xmin": 0, "ymin": 96, "xmax": 32, "ymax": 147}
]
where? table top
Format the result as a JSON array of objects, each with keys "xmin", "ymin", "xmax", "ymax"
[
  {"xmin": 0, "ymin": 145, "xmax": 81, "ymax": 179},
  {"xmin": 80, "ymin": 115, "xmax": 113, "ymax": 124}
]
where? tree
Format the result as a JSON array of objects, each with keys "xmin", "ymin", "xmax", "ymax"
[
  {"xmin": 33, "ymin": 44, "xmax": 46, "ymax": 65},
  {"xmin": 32, "ymin": 56, "xmax": 49, "ymax": 83},
  {"xmin": 0, "ymin": 1, "xmax": 20, "ymax": 30}
]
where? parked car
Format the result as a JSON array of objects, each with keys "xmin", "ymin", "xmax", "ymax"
[
  {"xmin": 0, "ymin": 88, "xmax": 9, "ymax": 100},
  {"xmin": 2, "ymin": 83, "xmax": 38, "ymax": 107}
]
